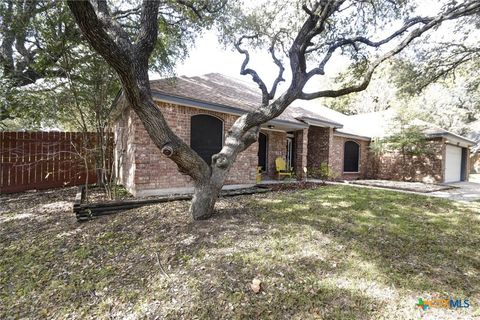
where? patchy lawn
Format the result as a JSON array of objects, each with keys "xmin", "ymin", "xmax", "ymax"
[{"xmin": 1, "ymin": 185, "xmax": 479, "ymax": 319}]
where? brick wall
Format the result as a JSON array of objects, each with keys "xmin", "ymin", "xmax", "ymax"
[
  {"xmin": 367, "ymin": 137, "xmax": 445, "ymax": 183},
  {"xmin": 294, "ymin": 129, "xmax": 308, "ymax": 179},
  {"xmin": 465, "ymin": 148, "xmax": 471, "ymax": 181},
  {"xmin": 115, "ymin": 105, "xmax": 456, "ymax": 190},
  {"xmin": 259, "ymin": 129, "xmax": 308, "ymax": 179},
  {"xmin": 116, "ymin": 101, "xmax": 258, "ymax": 195},
  {"xmin": 307, "ymin": 126, "xmax": 331, "ymax": 170},
  {"xmin": 329, "ymin": 135, "xmax": 369, "ymax": 180}
]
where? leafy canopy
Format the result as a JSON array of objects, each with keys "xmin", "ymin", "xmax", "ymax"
[{"xmin": 0, "ymin": 0, "xmax": 227, "ymax": 128}]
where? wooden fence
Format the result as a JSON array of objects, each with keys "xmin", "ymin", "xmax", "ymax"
[{"xmin": 0, "ymin": 132, "xmax": 111, "ymax": 194}]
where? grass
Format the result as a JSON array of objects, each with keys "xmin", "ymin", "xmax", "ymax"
[{"xmin": 1, "ymin": 185, "xmax": 479, "ymax": 319}]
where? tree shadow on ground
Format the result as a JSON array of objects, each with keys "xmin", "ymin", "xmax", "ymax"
[
  {"xmin": 1, "ymin": 185, "xmax": 479, "ymax": 319},
  {"xmin": 251, "ymin": 186, "xmax": 480, "ymax": 297}
]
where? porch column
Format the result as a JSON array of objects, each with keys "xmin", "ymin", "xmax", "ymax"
[{"xmin": 294, "ymin": 129, "xmax": 309, "ymax": 179}]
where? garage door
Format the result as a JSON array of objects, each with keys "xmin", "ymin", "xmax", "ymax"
[{"xmin": 445, "ymin": 145, "xmax": 462, "ymax": 183}]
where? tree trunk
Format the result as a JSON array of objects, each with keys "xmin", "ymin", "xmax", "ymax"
[
  {"xmin": 189, "ymin": 165, "xmax": 229, "ymax": 219},
  {"xmin": 190, "ymin": 182, "xmax": 222, "ymax": 220}
]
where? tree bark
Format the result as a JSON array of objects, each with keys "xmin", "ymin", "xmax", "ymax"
[{"xmin": 190, "ymin": 181, "xmax": 222, "ymax": 220}]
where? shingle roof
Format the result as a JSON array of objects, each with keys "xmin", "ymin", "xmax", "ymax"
[
  {"xmin": 116, "ymin": 72, "xmax": 474, "ymax": 145},
  {"xmin": 151, "ymin": 73, "xmax": 260, "ymax": 111},
  {"xmin": 149, "ymin": 73, "xmax": 342, "ymax": 126}
]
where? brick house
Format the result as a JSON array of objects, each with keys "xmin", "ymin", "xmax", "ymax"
[{"xmin": 112, "ymin": 73, "xmax": 475, "ymax": 196}]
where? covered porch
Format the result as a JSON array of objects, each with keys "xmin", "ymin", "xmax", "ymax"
[{"xmin": 256, "ymin": 119, "xmax": 309, "ymax": 181}]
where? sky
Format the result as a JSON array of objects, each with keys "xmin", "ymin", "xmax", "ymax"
[
  {"xmin": 175, "ymin": 32, "xmax": 245, "ymax": 80},
  {"xmin": 165, "ymin": 30, "xmax": 351, "ymax": 95},
  {"xmin": 153, "ymin": 31, "xmax": 287, "ymax": 88},
  {"xmin": 152, "ymin": 0, "xmax": 464, "ymax": 97}
]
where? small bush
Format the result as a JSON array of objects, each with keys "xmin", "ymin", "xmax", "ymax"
[{"xmin": 307, "ymin": 162, "xmax": 338, "ymax": 183}]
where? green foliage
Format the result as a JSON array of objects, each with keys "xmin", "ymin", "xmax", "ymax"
[
  {"xmin": 1, "ymin": 0, "xmax": 229, "ymax": 129},
  {"xmin": 0, "ymin": 50, "xmax": 120, "ymax": 131},
  {"xmin": 384, "ymin": 125, "xmax": 430, "ymax": 156},
  {"xmin": 324, "ymin": 55, "xmax": 479, "ymax": 135},
  {"xmin": 0, "ymin": 1, "xmax": 79, "ymax": 86},
  {"xmin": 322, "ymin": 61, "xmax": 402, "ymax": 115},
  {"xmin": 308, "ymin": 162, "xmax": 338, "ymax": 182},
  {"xmin": 369, "ymin": 138, "xmax": 387, "ymax": 156},
  {"xmin": 148, "ymin": 0, "xmax": 232, "ymax": 75},
  {"xmin": 371, "ymin": 111, "xmax": 432, "ymax": 157},
  {"xmin": 221, "ymin": 0, "xmax": 416, "ymax": 59},
  {"xmin": 322, "ymin": 93, "xmax": 356, "ymax": 115}
]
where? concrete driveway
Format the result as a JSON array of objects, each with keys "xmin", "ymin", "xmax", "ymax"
[
  {"xmin": 430, "ymin": 177, "xmax": 480, "ymax": 202},
  {"xmin": 470, "ymin": 173, "xmax": 480, "ymax": 183}
]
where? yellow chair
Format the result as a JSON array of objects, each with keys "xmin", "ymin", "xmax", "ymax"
[
  {"xmin": 256, "ymin": 166, "xmax": 262, "ymax": 183},
  {"xmin": 275, "ymin": 157, "xmax": 293, "ymax": 179}
]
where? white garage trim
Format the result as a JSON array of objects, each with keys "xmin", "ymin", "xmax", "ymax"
[{"xmin": 445, "ymin": 145, "xmax": 462, "ymax": 183}]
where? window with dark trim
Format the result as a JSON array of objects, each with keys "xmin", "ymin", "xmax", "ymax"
[
  {"xmin": 190, "ymin": 114, "xmax": 223, "ymax": 165},
  {"xmin": 343, "ymin": 141, "xmax": 360, "ymax": 172}
]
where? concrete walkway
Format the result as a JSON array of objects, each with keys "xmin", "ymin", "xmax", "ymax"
[
  {"xmin": 257, "ymin": 177, "xmax": 480, "ymax": 202},
  {"xmin": 339, "ymin": 180, "xmax": 480, "ymax": 202},
  {"xmin": 470, "ymin": 173, "xmax": 480, "ymax": 184},
  {"xmin": 429, "ymin": 181, "xmax": 480, "ymax": 202}
]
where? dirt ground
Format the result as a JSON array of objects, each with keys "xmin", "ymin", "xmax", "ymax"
[{"xmin": 1, "ymin": 185, "xmax": 479, "ymax": 319}]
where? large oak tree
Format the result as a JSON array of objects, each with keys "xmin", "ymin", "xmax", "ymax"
[{"xmin": 67, "ymin": 0, "xmax": 480, "ymax": 220}]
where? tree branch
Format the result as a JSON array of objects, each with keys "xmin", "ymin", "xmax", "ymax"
[
  {"xmin": 267, "ymin": 35, "xmax": 285, "ymax": 100},
  {"xmin": 68, "ymin": 0, "xmax": 211, "ymax": 184},
  {"xmin": 112, "ymin": 6, "xmax": 142, "ymax": 19},
  {"xmin": 175, "ymin": 0, "xmax": 204, "ymax": 19},
  {"xmin": 417, "ymin": 50, "xmax": 477, "ymax": 92},
  {"xmin": 95, "ymin": 0, "xmax": 109, "ymax": 15},
  {"xmin": 288, "ymin": 0, "xmax": 343, "ymax": 85},
  {"xmin": 234, "ymin": 35, "xmax": 270, "ymax": 106},
  {"xmin": 135, "ymin": 0, "xmax": 160, "ymax": 66},
  {"xmin": 0, "ymin": 0, "xmax": 15, "ymax": 76},
  {"xmin": 300, "ymin": 0, "xmax": 480, "ymax": 99},
  {"xmin": 306, "ymin": 16, "xmax": 432, "ymax": 77},
  {"xmin": 67, "ymin": 0, "xmax": 134, "ymax": 76}
]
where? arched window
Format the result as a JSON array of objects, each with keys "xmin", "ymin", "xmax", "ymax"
[
  {"xmin": 190, "ymin": 114, "xmax": 223, "ymax": 165},
  {"xmin": 344, "ymin": 141, "xmax": 360, "ymax": 172}
]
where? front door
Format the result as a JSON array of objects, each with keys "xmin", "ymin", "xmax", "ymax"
[
  {"xmin": 286, "ymin": 135, "xmax": 295, "ymax": 171},
  {"xmin": 258, "ymin": 133, "xmax": 267, "ymax": 172}
]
